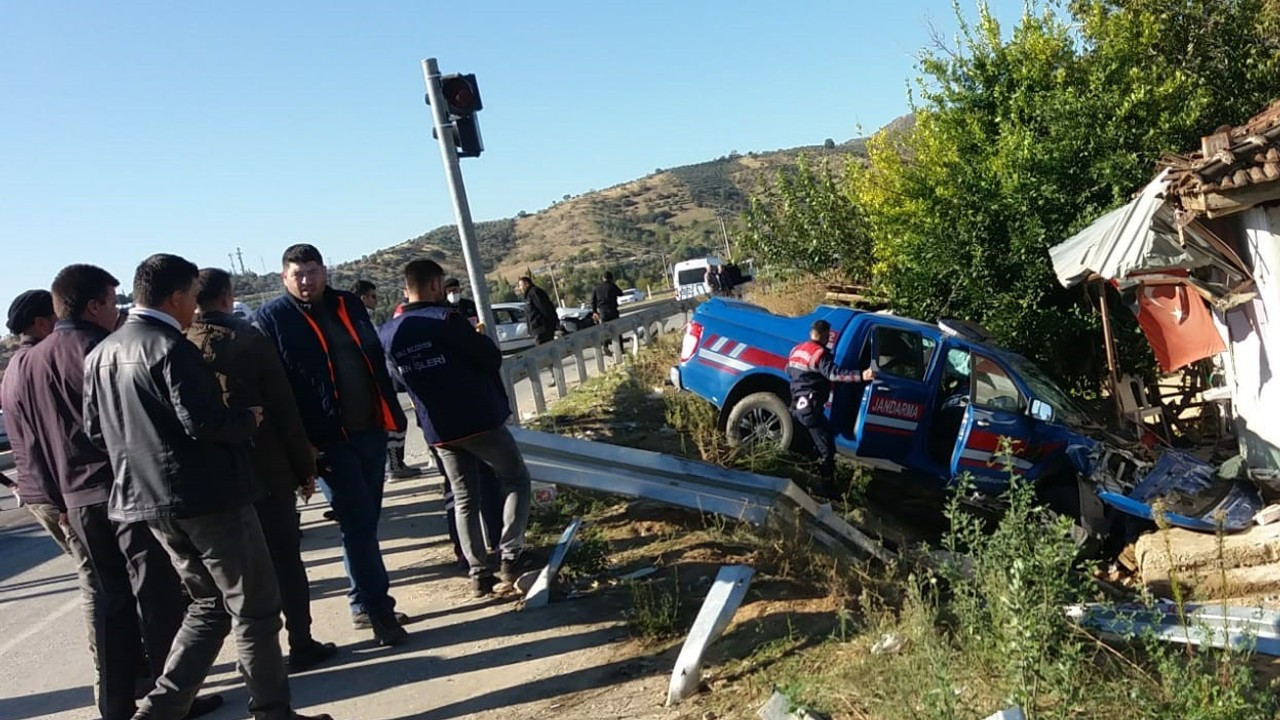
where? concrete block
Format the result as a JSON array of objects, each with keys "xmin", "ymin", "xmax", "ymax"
[{"xmin": 1136, "ymin": 524, "xmax": 1280, "ymax": 597}]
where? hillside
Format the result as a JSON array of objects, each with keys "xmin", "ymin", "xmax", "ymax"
[{"xmin": 312, "ymin": 130, "xmax": 881, "ymax": 311}]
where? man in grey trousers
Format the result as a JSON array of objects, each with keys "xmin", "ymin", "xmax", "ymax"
[
  {"xmin": 378, "ymin": 259, "xmax": 531, "ymax": 597},
  {"xmin": 84, "ymin": 254, "xmax": 333, "ymax": 720}
]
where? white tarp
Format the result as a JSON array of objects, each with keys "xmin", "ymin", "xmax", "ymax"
[{"xmin": 1050, "ymin": 169, "xmax": 1221, "ymax": 288}]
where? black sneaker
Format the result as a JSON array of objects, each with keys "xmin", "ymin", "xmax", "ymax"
[
  {"xmin": 471, "ymin": 574, "xmax": 497, "ymax": 598},
  {"xmin": 390, "ymin": 466, "xmax": 424, "ymax": 479},
  {"xmin": 183, "ymin": 694, "xmax": 225, "ymax": 719},
  {"xmin": 498, "ymin": 555, "xmax": 532, "ymax": 585},
  {"xmin": 369, "ymin": 613, "xmax": 408, "ymax": 647},
  {"xmin": 288, "ymin": 639, "xmax": 338, "ymax": 672},
  {"xmin": 352, "ymin": 611, "xmax": 408, "ymax": 630}
]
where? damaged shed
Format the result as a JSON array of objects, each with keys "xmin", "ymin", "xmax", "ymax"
[{"xmin": 1050, "ymin": 97, "xmax": 1280, "ymax": 475}]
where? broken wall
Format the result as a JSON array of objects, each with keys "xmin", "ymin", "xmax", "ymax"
[{"xmin": 1219, "ymin": 204, "xmax": 1280, "ymax": 470}]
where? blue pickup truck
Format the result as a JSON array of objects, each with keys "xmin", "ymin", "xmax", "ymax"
[{"xmin": 670, "ymin": 298, "xmax": 1262, "ymax": 536}]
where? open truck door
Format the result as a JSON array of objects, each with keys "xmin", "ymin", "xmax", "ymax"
[
  {"xmin": 950, "ymin": 353, "xmax": 1035, "ymax": 489},
  {"xmin": 850, "ymin": 324, "xmax": 933, "ymax": 467}
]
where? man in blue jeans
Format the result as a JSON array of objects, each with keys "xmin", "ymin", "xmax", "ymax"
[{"xmin": 254, "ymin": 244, "xmax": 408, "ymax": 646}]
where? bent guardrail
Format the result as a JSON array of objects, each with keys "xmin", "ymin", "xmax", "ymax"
[
  {"xmin": 500, "ymin": 299, "xmax": 694, "ymax": 421},
  {"xmin": 511, "ymin": 427, "xmax": 894, "ymax": 563}
]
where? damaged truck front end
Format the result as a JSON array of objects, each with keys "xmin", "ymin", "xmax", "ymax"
[{"xmin": 1067, "ymin": 441, "xmax": 1263, "ymax": 535}]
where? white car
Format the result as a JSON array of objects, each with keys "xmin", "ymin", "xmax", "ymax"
[
  {"xmin": 491, "ymin": 302, "xmax": 537, "ymax": 353},
  {"xmin": 557, "ymin": 305, "xmax": 596, "ymax": 332},
  {"xmin": 491, "ymin": 302, "xmax": 597, "ymax": 354},
  {"xmin": 617, "ymin": 288, "xmax": 645, "ymax": 306}
]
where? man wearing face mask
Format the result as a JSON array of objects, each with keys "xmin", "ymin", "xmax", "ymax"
[{"xmin": 442, "ymin": 278, "xmax": 478, "ymax": 322}]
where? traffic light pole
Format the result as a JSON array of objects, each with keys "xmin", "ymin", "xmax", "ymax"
[{"xmin": 420, "ymin": 57, "xmax": 496, "ymax": 340}]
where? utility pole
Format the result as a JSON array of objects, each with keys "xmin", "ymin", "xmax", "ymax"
[
  {"xmin": 717, "ymin": 214, "xmax": 733, "ymax": 260},
  {"xmin": 228, "ymin": 252, "xmax": 237, "ymax": 275},
  {"xmin": 235, "ymin": 247, "xmax": 247, "ymax": 275},
  {"xmin": 421, "ymin": 58, "xmax": 495, "ymax": 339}
]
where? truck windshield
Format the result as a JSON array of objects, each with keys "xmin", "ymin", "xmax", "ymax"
[{"xmin": 1008, "ymin": 356, "xmax": 1094, "ymax": 428}]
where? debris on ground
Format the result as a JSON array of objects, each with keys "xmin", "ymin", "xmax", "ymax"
[
  {"xmin": 756, "ymin": 690, "xmax": 831, "ymax": 720},
  {"xmin": 870, "ymin": 632, "xmax": 905, "ymax": 655},
  {"xmin": 1068, "ymin": 601, "xmax": 1280, "ymax": 656}
]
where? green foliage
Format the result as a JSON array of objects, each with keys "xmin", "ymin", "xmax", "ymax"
[
  {"xmin": 625, "ymin": 573, "xmax": 682, "ymax": 640},
  {"xmin": 564, "ymin": 530, "xmax": 611, "ymax": 581},
  {"xmin": 746, "ymin": 0, "xmax": 1280, "ymax": 391},
  {"xmin": 941, "ymin": 447, "xmax": 1089, "ymax": 712},
  {"xmin": 741, "ymin": 155, "xmax": 873, "ymax": 281}
]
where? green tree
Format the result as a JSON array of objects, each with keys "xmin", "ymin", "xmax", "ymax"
[
  {"xmin": 740, "ymin": 155, "xmax": 873, "ymax": 282},
  {"xmin": 746, "ymin": 0, "xmax": 1280, "ymax": 389}
]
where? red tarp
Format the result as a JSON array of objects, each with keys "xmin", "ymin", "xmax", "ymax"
[{"xmin": 1132, "ymin": 284, "xmax": 1226, "ymax": 372}]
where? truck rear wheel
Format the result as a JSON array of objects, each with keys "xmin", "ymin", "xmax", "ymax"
[{"xmin": 725, "ymin": 392, "xmax": 794, "ymax": 450}]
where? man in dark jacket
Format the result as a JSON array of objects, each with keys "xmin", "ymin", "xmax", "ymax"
[
  {"xmin": 186, "ymin": 268, "xmax": 337, "ymax": 672},
  {"xmin": 18, "ymin": 265, "xmax": 218, "ymax": 720},
  {"xmin": 590, "ymin": 272, "xmax": 623, "ymax": 324},
  {"xmin": 253, "ymin": 244, "xmax": 408, "ymax": 645},
  {"xmin": 0, "ymin": 290, "xmax": 65, "ymax": 547},
  {"xmin": 443, "ymin": 277, "xmax": 478, "ymax": 322},
  {"xmin": 517, "ymin": 276, "xmax": 558, "ymax": 345},
  {"xmin": 381, "ymin": 259, "xmax": 532, "ymax": 597},
  {"xmin": 85, "ymin": 254, "xmax": 332, "ymax": 720},
  {"xmin": 787, "ymin": 319, "xmax": 875, "ymax": 497}
]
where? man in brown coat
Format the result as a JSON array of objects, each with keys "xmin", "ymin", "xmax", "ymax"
[{"xmin": 184, "ymin": 268, "xmax": 337, "ymax": 672}]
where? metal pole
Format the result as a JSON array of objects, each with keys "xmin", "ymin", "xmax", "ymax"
[
  {"xmin": 717, "ymin": 215, "xmax": 732, "ymax": 259},
  {"xmin": 1096, "ymin": 279, "xmax": 1122, "ymax": 420},
  {"xmin": 421, "ymin": 57, "xmax": 496, "ymax": 339}
]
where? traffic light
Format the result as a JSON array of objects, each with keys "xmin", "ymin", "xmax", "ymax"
[{"xmin": 427, "ymin": 73, "xmax": 484, "ymax": 158}]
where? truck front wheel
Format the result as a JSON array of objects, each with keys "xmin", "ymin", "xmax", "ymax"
[{"xmin": 725, "ymin": 392, "xmax": 794, "ymax": 450}]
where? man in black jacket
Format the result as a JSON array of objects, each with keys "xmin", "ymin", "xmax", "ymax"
[
  {"xmin": 185, "ymin": 268, "xmax": 337, "ymax": 672},
  {"xmin": 591, "ymin": 271, "xmax": 624, "ymax": 356},
  {"xmin": 517, "ymin": 276, "xmax": 557, "ymax": 345},
  {"xmin": 590, "ymin": 271, "xmax": 623, "ymax": 324},
  {"xmin": 85, "ymin": 254, "xmax": 332, "ymax": 720},
  {"xmin": 17, "ymin": 265, "xmax": 218, "ymax": 720}
]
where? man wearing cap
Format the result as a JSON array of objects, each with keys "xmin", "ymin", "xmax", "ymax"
[
  {"xmin": 0, "ymin": 289, "xmax": 66, "ymax": 547},
  {"xmin": 443, "ymin": 278, "xmax": 478, "ymax": 322}
]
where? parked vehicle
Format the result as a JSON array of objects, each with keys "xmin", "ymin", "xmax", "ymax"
[
  {"xmin": 491, "ymin": 302, "xmax": 537, "ymax": 353},
  {"xmin": 491, "ymin": 302, "xmax": 595, "ymax": 353},
  {"xmin": 669, "ymin": 298, "xmax": 1246, "ymax": 538},
  {"xmin": 673, "ymin": 257, "xmax": 722, "ymax": 301},
  {"xmin": 557, "ymin": 305, "xmax": 596, "ymax": 333},
  {"xmin": 618, "ymin": 288, "xmax": 645, "ymax": 306}
]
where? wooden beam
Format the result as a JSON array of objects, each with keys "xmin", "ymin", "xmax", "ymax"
[{"xmin": 1188, "ymin": 182, "xmax": 1280, "ymax": 218}]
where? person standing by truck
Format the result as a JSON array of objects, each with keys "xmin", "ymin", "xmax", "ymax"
[{"xmin": 787, "ymin": 319, "xmax": 874, "ymax": 498}]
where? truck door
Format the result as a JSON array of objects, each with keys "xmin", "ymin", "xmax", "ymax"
[
  {"xmin": 851, "ymin": 324, "xmax": 934, "ymax": 465},
  {"xmin": 950, "ymin": 352, "xmax": 1034, "ymax": 488}
]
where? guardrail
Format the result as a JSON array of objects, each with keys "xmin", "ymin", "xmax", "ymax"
[
  {"xmin": 500, "ymin": 299, "xmax": 695, "ymax": 421},
  {"xmin": 511, "ymin": 427, "xmax": 894, "ymax": 563}
]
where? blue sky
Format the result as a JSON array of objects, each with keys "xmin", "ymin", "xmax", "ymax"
[{"xmin": 0, "ymin": 0, "xmax": 1024, "ymax": 304}]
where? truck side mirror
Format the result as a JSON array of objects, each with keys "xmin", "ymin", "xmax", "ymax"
[{"xmin": 1029, "ymin": 399, "xmax": 1053, "ymax": 423}]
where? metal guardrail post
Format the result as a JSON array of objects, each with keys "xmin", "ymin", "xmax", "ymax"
[
  {"xmin": 502, "ymin": 367, "xmax": 520, "ymax": 424},
  {"xmin": 551, "ymin": 356, "xmax": 567, "ymax": 398},
  {"xmin": 526, "ymin": 357, "xmax": 546, "ymax": 415},
  {"xmin": 571, "ymin": 337, "xmax": 588, "ymax": 384}
]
